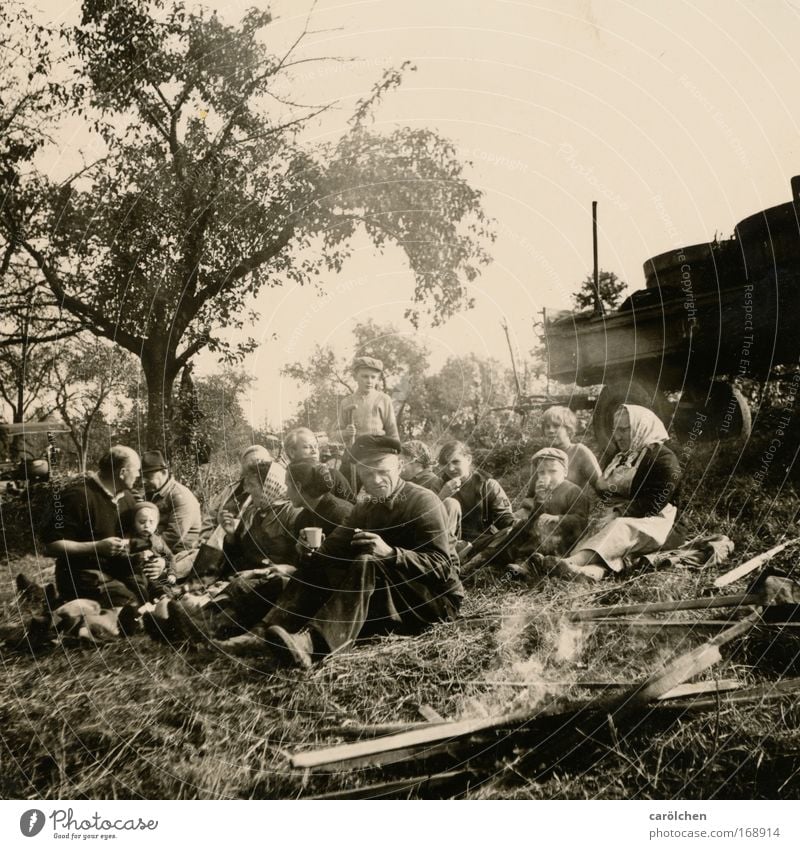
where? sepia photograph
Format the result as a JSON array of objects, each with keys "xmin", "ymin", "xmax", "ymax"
[{"xmin": 2, "ymin": 0, "xmax": 800, "ymax": 815}]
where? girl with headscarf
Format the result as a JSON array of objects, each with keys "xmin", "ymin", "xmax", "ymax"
[{"xmin": 552, "ymin": 404, "xmax": 682, "ymax": 582}]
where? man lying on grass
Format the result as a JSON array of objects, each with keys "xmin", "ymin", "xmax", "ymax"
[{"xmin": 192, "ymin": 435, "xmax": 464, "ymax": 667}]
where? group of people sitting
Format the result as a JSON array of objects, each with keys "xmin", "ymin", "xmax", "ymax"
[{"xmin": 34, "ymin": 355, "xmax": 683, "ymax": 668}]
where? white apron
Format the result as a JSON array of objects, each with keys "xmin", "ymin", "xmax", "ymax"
[{"xmin": 573, "ymin": 449, "xmax": 677, "ymax": 572}]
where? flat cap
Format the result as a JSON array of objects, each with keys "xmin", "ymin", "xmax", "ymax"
[
  {"xmin": 351, "ymin": 434, "xmax": 402, "ymax": 461},
  {"xmin": 531, "ymin": 447, "xmax": 569, "ymax": 469},
  {"xmin": 141, "ymin": 450, "xmax": 168, "ymax": 473},
  {"xmin": 352, "ymin": 356, "xmax": 383, "ymax": 373}
]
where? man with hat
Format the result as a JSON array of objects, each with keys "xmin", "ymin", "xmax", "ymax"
[
  {"xmin": 141, "ymin": 449, "xmax": 202, "ymax": 576},
  {"xmin": 211, "ymin": 434, "xmax": 463, "ymax": 666}
]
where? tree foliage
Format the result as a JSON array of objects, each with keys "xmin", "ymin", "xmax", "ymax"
[
  {"xmin": 49, "ymin": 337, "xmax": 136, "ymax": 471},
  {"xmin": 572, "ymin": 269, "xmax": 627, "ymax": 312},
  {"xmin": 3, "ymin": 0, "xmax": 492, "ymax": 449}
]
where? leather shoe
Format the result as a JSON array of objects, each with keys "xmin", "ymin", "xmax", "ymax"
[
  {"xmin": 168, "ymin": 600, "xmax": 220, "ymax": 642},
  {"xmin": 266, "ymin": 625, "xmax": 314, "ymax": 669}
]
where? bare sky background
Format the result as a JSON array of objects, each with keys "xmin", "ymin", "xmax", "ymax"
[{"xmin": 30, "ymin": 0, "xmax": 800, "ymax": 430}]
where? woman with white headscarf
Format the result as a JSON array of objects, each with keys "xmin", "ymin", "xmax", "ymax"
[{"xmin": 553, "ymin": 404, "xmax": 682, "ymax": 582}]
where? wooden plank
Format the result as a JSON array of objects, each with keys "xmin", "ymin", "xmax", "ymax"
[
  {"xmin": 653, "ymin": 677, "xmax": 800, "ymax": 711},
  {"xmin": 291, "ymin": 703, "xmax": 557, "ymax": 771},
  {"xmin": 657, "ymin": 679, "xmax": 741, "ymax": 701},
  {"xmin": 714, "ymin": 538, "xmax": 800, "ymax": 588},
  {"xmin": 306, "ymin": 770, "xmax": 469, "ymax": 800},
  {"xmin": 605, "ymin": 613, "xmax": 759, "ymax": 711},
  {"xmin": 568, "ymin": 593, "xmax": 762, "ymax": 622}
]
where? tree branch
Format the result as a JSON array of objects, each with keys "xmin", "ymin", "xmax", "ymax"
[{"xmin": 19, "ymin": 239, "xmax": 143, "ymax": 355}]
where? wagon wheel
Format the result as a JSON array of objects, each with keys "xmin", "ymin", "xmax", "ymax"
[
  {"xmin": 674, "ymin": 383, "xmax": 752, "ymax": 442},
  {"xmin": 592, "ymin": 378, "xmax": 670, "ymax": 455}
]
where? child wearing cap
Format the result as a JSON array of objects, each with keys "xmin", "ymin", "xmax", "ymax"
[
  {"xmin": 467, "ymin": 448, "xmax": 589, "ymax": 573},
  {"xmin": 541, "ymin": 406, "xmax": 602, "ymax": 491},
  {"xmin": 338, "ymin": 356, "xmax": 400, "ymax": 444},
  {"xmin": 124, "ymin": 502, "xmax": 177, "ymax": 601},
  {"xmin": 513, "ymin": 448, "xmax": 590, "ymax": 557}
]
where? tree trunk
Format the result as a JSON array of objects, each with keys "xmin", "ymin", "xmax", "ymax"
[{"xmin": 142, "ymin": 344, "xmax": 180, "ymax": 455}]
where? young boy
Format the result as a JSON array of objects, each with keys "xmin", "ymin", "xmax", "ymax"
[
  {"xmin": 512, "ymin": 447, "xmax": 590, "ymax": 559},
  {"xmin": 541, "ymin": 406, "xmax": 602, "ymax": 491},
  {"xmin": 339, "ymin": 356, "xmax": 399, "ymax": 443},
  {"xmin": 125, "ymin": 502, "xmax": 177, "ymax": 601},
  {"xmin": 462, "ymin": 448, "xmax": 590, "ymax": 576},
  {"xmin": 338, "ymin": 356, "xmax": 399, "ymax": 492}
]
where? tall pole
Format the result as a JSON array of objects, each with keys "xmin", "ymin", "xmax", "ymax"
[
  {"xmin": 592, "ymin": 200, "xmax": 604, "ymax": 317},
  {"xmin": 501, "ymin": 318, "xmax": 523, "ymax": 399}
]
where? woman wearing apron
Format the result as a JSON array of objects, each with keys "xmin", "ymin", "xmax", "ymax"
[{"xmin": 554, "ymin": 404, "xmax": 682, "ymax": 582}]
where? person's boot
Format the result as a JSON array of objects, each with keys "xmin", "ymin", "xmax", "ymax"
[
  {"xmin": 208, "ymin": 622, "xmax": 274, "ymax": 657},
  {"xmin": 117, "ymin": 604, "xmax": 142, "ymax": 637},
  {"xmin": 15, "ymin": 574, "xmax": 47, "ymax": 610},
  {"xmin": 265, "ymin": 625, "xmax": 315, "ymax": 669},
  {"xmin": 168, "ymin": 600, "xmax": 223, "ymax": 642}
]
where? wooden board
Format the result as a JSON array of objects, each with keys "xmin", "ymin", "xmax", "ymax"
[{"xmin": 713, "ymin": 538, "xmax": 800, "ymax": 588}]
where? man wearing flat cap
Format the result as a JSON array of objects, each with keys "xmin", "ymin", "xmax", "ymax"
[
  {"xmin": 141, "ymin": 450, "xmax": 202, "ymax": 576},
  {"xmin": 212, "ymin": 433, "xmax": 464, "ymax": 665}
]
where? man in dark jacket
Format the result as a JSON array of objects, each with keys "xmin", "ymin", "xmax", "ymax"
[
  {"xmin": 211, "ymin": 435, "xmax": 464, "ymax": 665},
  {"xmin": 42, "ymin": 446, "xmax": 141, "ymax": 606}
]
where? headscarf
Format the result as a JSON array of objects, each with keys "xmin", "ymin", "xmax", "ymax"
[
  {"xmin": 608, "ymin": 404, "xmax": 669, "ymax": 469},
  {"xmin": 401, "ymin": 439, "xmax": 435, "ymax": 468}
]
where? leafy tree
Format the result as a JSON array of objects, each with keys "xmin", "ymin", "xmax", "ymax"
[
  {"xmin": 0, "ymin": 2, "xmax": 80, "ymax": 351},
  {"xmin": 422, "ymin": 353, "xmax": 515, "ymax": 442},
  {"xmin": 283, "ymin": 319, "xmax": 431, "ymax": 438},
  {"xmin": 7, "ymin": 0, "xmax": 491, "ymax": 450},
  {"xmin": 572, "ymin": 269, "xmax": 627, "ymax": 312},
  {"xmin": 50, "ymin": 338, "xmax": 136, "ymax": 471}
]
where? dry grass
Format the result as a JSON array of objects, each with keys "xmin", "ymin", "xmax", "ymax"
[{"xmin": 2, "ymin": 439, "xmax": 800, "ymax": 799}]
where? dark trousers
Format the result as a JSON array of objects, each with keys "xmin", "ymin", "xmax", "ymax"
[
  {"xmin": 263, "ymin": 555, "xmax": 461, "ymax": 655},
  {"xmin": 55, "ymin": 565, "xmax": 148, "ymax": 608},
  {"xmin": 205, "ymin": 572, "xmax": 294, "ymax": 637}
]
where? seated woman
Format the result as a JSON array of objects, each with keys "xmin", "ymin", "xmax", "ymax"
[
  {"xmin": 553, "ymin": 404, "xmax": 681, "ymax": 582},
  {"xmin": 167, "ymin": 462, "xmax": 344, "ymax": 643},
  {"xmin": 437, "ymin": 440, "xmax": 514, "ymax": 553},
  {"xmin": 541, "ymin": 405, "xmax": 602, "ymax": 491},
  {"xmin": 222, "ymin": 457, "xmax": 301, "ymax": 571}
]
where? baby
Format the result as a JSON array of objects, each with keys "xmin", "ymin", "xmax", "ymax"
[{"xmin": 126, "ymin": 502, "xmax": 177, "ymax": 601}]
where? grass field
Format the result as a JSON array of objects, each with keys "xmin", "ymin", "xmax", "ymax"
[{"xmin": 2, "ymin": 437, "xmax": 800, "ymax": 800}]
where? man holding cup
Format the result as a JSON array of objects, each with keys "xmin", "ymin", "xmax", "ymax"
[{"xmin": 212, "ymin": 435, "xmax": 464, "ymax": 665}]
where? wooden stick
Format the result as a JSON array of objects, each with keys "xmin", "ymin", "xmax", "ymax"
[
  {"xmin": 714, "ymin": 538, "xmax": 800, "ymax": 588},
  {"xmin": 417, "ymin": 704, "xmax": 445, "ymax": 723},
  {"xmin": 605, "ymin": 612, "xmax": 760, "ymax": 711},
  {"xmin": 588, "ymin": 617, "xmax": 800, "ymax": 628},
  {"xmin": 292, "ymin": 703, "xmax": 558, "ymax": 771},
  {"xmin": 306, "ymin": 770, "xmax": 470, "ymax": 800},
  {"xmin": 657, "ymin": 679, "xmax": 741, "ymax": 701},
  {"xmin": 653, "ymin": 676, "xmax": 800, "ymax": 711},
  {"xmin": 568, "ymin": 593, "xmax": 763, "ymax": 622}
]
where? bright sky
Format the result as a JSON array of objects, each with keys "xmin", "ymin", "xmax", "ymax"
[{"xmin": 31, "ymin": 0, "xmax": 800, "ymax": 429}]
